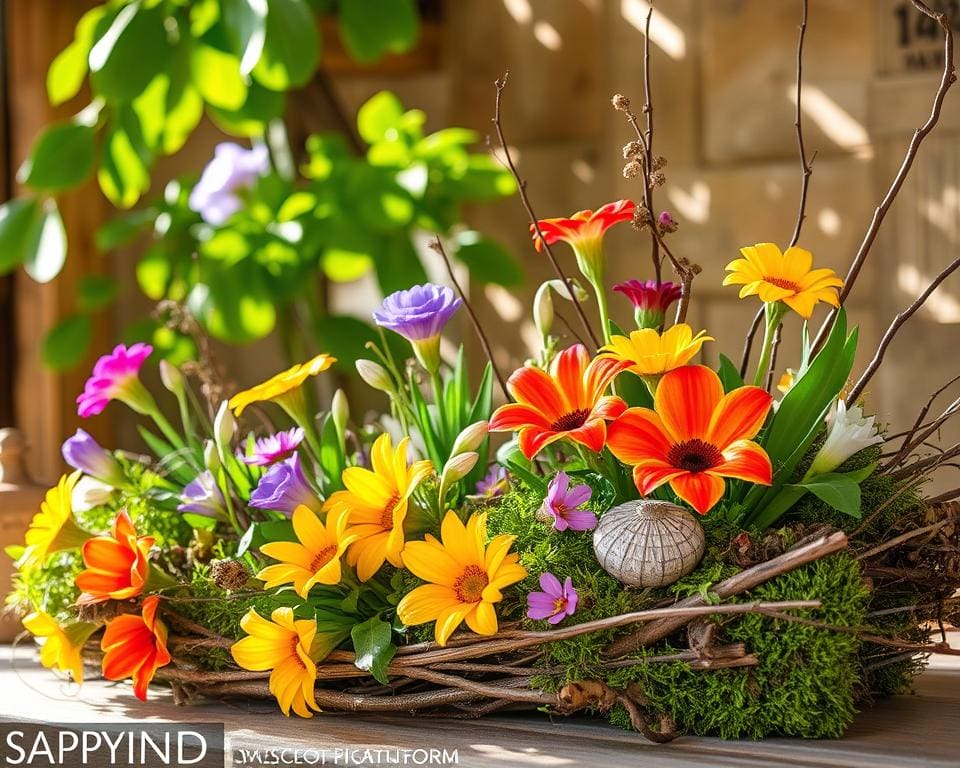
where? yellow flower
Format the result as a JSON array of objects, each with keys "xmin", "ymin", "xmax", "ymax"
[
  {"xmin": 327, "ymin": 434, "xmax": 433, "ymax": 582},
  {"xmin": 257, "ymin": 506, "xmax": 358, "ymax": 597},
  {"xmin": 777, "ymin": 368, "xmax": 797, "ymax": 395},
  {"xmin": 22, "ymin": 611, "xmax": 97, "ymax": 684},
  {"xmin": 600, "ymin": 324, "xmax": 713, "ymax": 377},
  {"xmin": 19, "ymin": 472, "xmax": 90, "ymax": 570},
  {"xmin": 397, "ymin": 511, "xmax": 527, "ymax": 646},
  {"xmin": 723, "ymin": 243, "xmax": 843, "ymax": 319},
  {"xmin": 229, "ymin": 353, "xmax": 336, "ymax": 416},
  {"xmin": 231, "ymin": 607, "xmax": 319, "ymax": 718}
]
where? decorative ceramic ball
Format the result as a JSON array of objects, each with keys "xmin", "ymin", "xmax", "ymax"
[{"xmin": 592, "ymin": 499, "xmax": 706, "ymax": 587}]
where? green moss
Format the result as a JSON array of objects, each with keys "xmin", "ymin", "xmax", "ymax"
[{"xmin": 7, "ymin": 550, "xmax": 83, "ymax": 622}]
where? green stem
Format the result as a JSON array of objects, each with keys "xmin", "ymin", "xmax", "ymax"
[
  {"xmin": 753, "ymin": 302, "xmax": 786, "ymax": 388},
  {"xmin": 429, "ymin": 370, "xmax": 448, "ymax": 445},
  {"xmin": 217, "ymin": 467, "xmax": 243, "ymax": 535},
  {"xmin": 591, "ymin": 277, "xmax": 612, "ymax": 346},
  {"xmin": 150, "ymin": 407, "xmax": 186, "ymax": 452}
]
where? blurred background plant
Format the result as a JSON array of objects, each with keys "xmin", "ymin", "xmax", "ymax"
[{"xmin": 0, "ymin": 0, "xmax": 518, "ymax": 373}]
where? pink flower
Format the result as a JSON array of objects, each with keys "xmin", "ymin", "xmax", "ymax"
[
  {"xmin": 540, "ymin": 471, "xmax": 596, "ymax": 532},
  {"xmin": 241, "ymin": 428, "xmax": 305, "ymax": 466},
  {"xmin": 527, "ymin": 573, "xmax": 578, "ymax": 625},
  {"xmin": 613, "ymin": 279, "xmax": 683, "ymax": 329},
  {"xmin": 76, "ymin": 344, "xmax": 154, "ymax": 418}
]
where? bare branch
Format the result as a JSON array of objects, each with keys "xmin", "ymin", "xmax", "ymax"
[
  {"xmin": 739, "ymin": 307, "xmax": 765, "ymax": 378},
  {"xmin": 789, "ymin": 0, "xmax": 814, "ymax": 248}
]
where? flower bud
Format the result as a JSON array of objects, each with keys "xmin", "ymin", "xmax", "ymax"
[
  {"xmin": 332, "ymin": 389, "xmax": 349, "ymax": 434},
  {"xmin": 214, "ymin": 401, "xmax": 236, "ymax": 447},
  {"xmin": 546, "ymin": 278, "xmax": 589, "ymax": 303},
  {"xmin": 451, "ymin": 421, "xmax": 488, "ymax": 456},
  {"xmin": 71, "ymin": 476, "xmax": 115, "ymax": 512},
  {"xmin": 441, "ymin": 452, "xmax": 479, "ymax": 485},
  {"xmin": 203, "ymin": 439, "xmax": 220, "ymax": 473},
  {"xmin": 356, "ymin": 359, "xmax": 395, "ymax": 394},
  {"xmin": 159, "ymin": 360, "xmax": 184, "ymax": 395},
  {"xmin": 533, "ymin": 283, "xmax": 554, "ymax": 340},
  {"xmin": 658, "ymin": 210, "xmax": 678, "ymax": 234}
]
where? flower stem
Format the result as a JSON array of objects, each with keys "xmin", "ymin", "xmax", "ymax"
[
  {"xmin": 591, "ymin": 278, "xmax": 612, "ymax": 346},
  {"xmin": 430, "ymin": 370, "xmax": 449, "ymax": 444},
  {"xmin": 150, "ymin": 407, "xmax": 187, "ymax": 453},
  {"xmin": 753, "ymin": 302, "xmax": 787, "ymax": 388}
]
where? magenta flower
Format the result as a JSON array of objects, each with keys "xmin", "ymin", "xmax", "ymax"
[
  {"xmin": 540, "ymin": 471, "xmax": 596, "ymax": 532},
  {"xmin": 188, "ymin": 143, "xmax": 270, "ymax": 226},
  {"xmin": 527, "ymin": 573, "xmax": 579, "ymax": 625},
  {"xmin": 76, "ymin": 343, "xmax": 155, "ymax": 418},
  {"xmin": 241, "ymin": 428, "xmax": 304, "ymax": 467},
  {"xmin": 613, "ymin": 279, "xmax": 683, "ymax": 329}
]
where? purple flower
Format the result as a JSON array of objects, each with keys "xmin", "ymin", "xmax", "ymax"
[
  {"xmin": 475, "ymin": 465, "xmax": 508, "ymax": 497},
  {"xmin": 249, "ymin": 453, "xmax": 320, "ymax": 516},
  {"xmin": 188, "ymin": 143, "xmax": 270, "ymax": 226},
  {"xmin": 657, "ymin": 210, "xmax": 679, "ymax": 233},
  {"xmin": 527, "ymin": 573, "xmax": 579, "ymax": 625},
  {"xmin": 241, "ymin": 428, "xmax": 304, "ymax": 467},
  {"xmin": 178, "ymin": 470, "xmax": 226, "ymax": 519},
  {"xmin": 373, "ymin": 283, "xmax": 462, "ymax": 342},
  {"xmin": 613, "ymin": 279, "xmax": 682, "ymax": 330},
  {"xmin": 77, "ymin": 343, "xmax": 154, "ymax": 418},
  {"xmin": 540, "ymin": 471, "xmax": 596, "ymax": 532},
  {"xmin": 61, "ymin": 429, "xmax": 126, "ymax": 487}
]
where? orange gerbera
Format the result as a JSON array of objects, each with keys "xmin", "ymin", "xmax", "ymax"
[
  {"xmin": 100, "ymin": 596, "xmax": 171, "ymax": 701},
  {"xmin": 75, "ymin": 511, "xmax": 154, "ymax": 605},
  {"xmin": 532, "ymin": 200, "xmax": 635, "ymax": 270},
  {"xmin": 607, "ymin": 365, "xmax": 774, "ymax": 514},
  {"xmin": 489, "ymin": 344, "xmax": 630, "ymax": 459}
]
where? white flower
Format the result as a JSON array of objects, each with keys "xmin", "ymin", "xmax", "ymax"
[
  {"xmin": 806, "ymin": 400, "xmax": 884, "ymax": 477},
  {"xmin": 71, "ymin": 476, "xmax": 114, "ymax": 512}
]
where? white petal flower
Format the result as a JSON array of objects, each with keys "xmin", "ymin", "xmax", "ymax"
[{"xmin": 807, "ymin": 400, "xmax": 884, "ymax": 477}]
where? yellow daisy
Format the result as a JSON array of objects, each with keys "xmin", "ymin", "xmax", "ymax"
[
  {"xmin": 19, "ymin": 471, "xmax": 90, "ymax": 570},
  {"xmin": 397, "ymin": 511, "xmax": 527, "ymax": 646},
  {"xmin": 723, "ymin": 243, "xmax": 843, "ymax": 319},
  {"xmin": 326, "ymin": 434, "xmax": 433, "ymax": 582},
  {"xmin": 600, "ymin": 324, "xmax": 713, "ymax": 378},
  {"xmin": 229, "ymin": 353, "xmax": 335, "ymax": 416},
  {"xmin": 257, "ymin": 506, "xmax": 358, "ymax": 597},
  {"xmin": 22, "ymin": 611, "xmax": 97, "ymax": 684},
  {"xmin": 231, "ymin": 607, "xmax": 319, "ymax": 718}
]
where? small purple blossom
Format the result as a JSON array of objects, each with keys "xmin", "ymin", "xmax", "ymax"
[
  {"xmin": 77, "ymin": 343, "xmax": 153, "ymax": 418},
  {"xmin": 61, "ymin": 429, "xmax": 126, "ymax": 487},
  {"xmin": 373, "ymin": 283, "xmax": 462, "ymax": 342},
  {"xmin": 540, "ymin": 472, "xmax": 596, "ymax": 532},
  {"xmin": 188, "ymin": 143, "xmax": 270, "ymax": 226},
  {"xmin": 241, "ymin": 428, "xmax": 304, "ymax": 467},
  {"xmin": 657, "ymin": 210, "xmax": 679, "ymax": 233},
  {"xmin": 527, "ymin": 573, "xmax": 578, "ymax": 625},
  {"xmin": 475, "ymin": 465, "xmax": 508, "ymax": 497},
  {"xmin": 613, "ymin": 279, "xmax": 683, "ymax": 330},
  {"xmin": 249, "ymin": 453, "xmax": 321, "ymax": 516},
  {"xmin": 178, "ymin": 471, "xmax": 227, "ymax": 519}
]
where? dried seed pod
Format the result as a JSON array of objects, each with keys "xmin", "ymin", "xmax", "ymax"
[{"xmin": 593, "ymin": 500, "xmax": 705, "ymax": 587}]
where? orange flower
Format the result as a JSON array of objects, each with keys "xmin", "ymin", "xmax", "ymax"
[
  {"xmin": 607, "ymin": 365, "xmax": 773, "ymax": 514},
  {"xmin": 100, "ymin": 596, "xmax": 171, "ymax": 701},
  {"xmin": 489, "ymin": 344, "xmax": 630, "ymax": 459},
  {"xmin": 532, "ymin": 200, "xmax": 636, "ymax": 262},
  {"xmin": 75, "ymin": 511, "xmax": 154, "ymax": 605}
]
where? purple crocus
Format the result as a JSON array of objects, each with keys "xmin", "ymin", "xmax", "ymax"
[
  {"xmin": 188, "ymin": 143, "xmax": 270, "ymax": 226},
  {"xmin": 539, "ymin": 471, "xmax": 596, "ymax": 532},
  {"xmin": 61, "ymin": 429, "xmax": 126, "ymax": 487},
  {"xmin": 613, "ymin": 279, "xmax": 683, "ymax": 330},
  {"xmin": 178, "ymin": 470, "xmax": 227, "ymax": 519},
  {"xmin": 249, "ymin": 453, "xmax": 321, "ymax": 516},
  {"xmin": 373, "ymin": 284, "xmax": 462, "ymax": 342},
  {"xmin": 527, "ymin": 573, "xmax": 579, "ymax": 625},
  {"xmin": 77, "ymin": 343, "xmax": 154, "ymax": 418},
  {"xmin": 475, "ymin": 465, "xmax": 508, "ymax": 497},
  {"xmin": 240, "ymin": 428, "xmax": 304, "ymax": 467}
]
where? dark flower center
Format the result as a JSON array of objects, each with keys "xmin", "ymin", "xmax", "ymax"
[
  {"xmin": 763, "ymin": 275, "xmax": 800, "ymax": 293},
  {"xmin": 454, "ymin": 565, "xmax": 489, "ymax": 603},
  {"xmin": 668, "ymin": 439, "xmax": 722, "ymax": 473},
  {"xmin": 379, "ymin": 493, "xmax": 401, "ymax": 529},
  {"xmin": 289, "ymin": 638, "xmax": 307, "ymax": 669},
  {"xmin": 309, "ymin": 544, "xmax": 338, "ymax": 572},
  {"xmin": 551, "ymin": 409, "xmax": 590, "ymax": 432}
]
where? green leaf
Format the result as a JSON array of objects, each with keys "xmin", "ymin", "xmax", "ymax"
[
  {"xmin": 96, "ymin": 209, "xmax": 155, "ymax": 251},
  {"xmin": 252, "ymin": 0, "xmax": 319, "ymax": 90},
  {"xmin": 454, "ymin": 231, "xmax": 523, "ymax": 287},
  {"xmin": 374, "ymin": 234, "xmax": 426, "ymax": 295},
  {"xmin": 237, "ymin": 520, "xmax": 296, "ymax": 557},
  {"xmin": 78, "ymin": 275, "xmax": 118, "ymax": 311},
  {"xmin": 98, "ymin": 125, "xmax": 150, "ymax": 209},
  {"xmin": 319, "ymin": 413, "xmax": 346, "ymax": 493},
  {"xmin": 0, "ymin": 198, "xmax": 41, "ymax": 275},
  {"xmin": 191, "ymin": 44, "xmax": 248, "ymax": 110},
  {"xmin": 89, "ymin": 2, "xmax": 170, "ymax": 101},
  {"xmin": 208, "ymin": 81, "xmax": 285, "ymax": 137},
  {"xmin": 19, "ymin": 121, "xmax": 95, "ymax": 192},
  {"xmin": 47, "ymin": 6, "xmax": 107, "ymax": 106},
  {"xmin": 338, "ymin": 0, "xmax": 419, "ymax": 63},
  {"xmin": 190, "ymin": 262, "xmax": 277, "ymax": 342},
  {"xmin": 137, "ymin": 245, "xmax": 173, "ymax": 300},
  {"xmin": 222, "ymin": 0, "xmax": 268, "ymax": 76},
  {"xmin": 312, "ymin": 314, "xmax": 380, "ymax": 369},
  {"xmin": 24, "ymin": 202, "xmax": 67, "ymax": 283},
  {"xmin": 351, "ymin": 616, "xmax": 396, "ymax": 685},
  {"xmin": 791, "ymin": 474, "xmax": 862, "ymax": 519},
  {"xmin": 415, "ymin": 128, "xmax": 478, "ymax": 160},
  {"xmin": 717, "ymin": 354, "xmax": 744, "ymax": 393},
  {"xmin": 42, "ymin": 313, "xmax": 92, "ymax": 370},
  {"xmin": 357, "ymin": 91, "xmax": 404, "ymax": 145}
]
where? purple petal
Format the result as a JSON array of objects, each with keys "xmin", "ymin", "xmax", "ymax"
[
  {"xmin": 563, "ymin": 510, "xmax": 598, "ymax": 532},
  {"xmin": 565, "ymin": 484, "xmax": 592, "ymax": 508},
  {"xmin": 547, "ymin": 611, "xmax": 566, "ymax": 625},
  {"xmin": 538, "ymin": 571, "xmax": 562, "ymax": 596}
]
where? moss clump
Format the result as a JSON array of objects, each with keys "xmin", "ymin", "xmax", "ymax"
[
  {"xmin": 607, "ymin": 550, "xmax": 870, "ymax": 739},
  {"xmin": 7, "ymin": 550, "xmax": 83, "ymax": 623}
]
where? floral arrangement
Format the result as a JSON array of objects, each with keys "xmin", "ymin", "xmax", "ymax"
[{"xmin": 8, "ymin": 1, "xmax": 960, "ymax": 742}]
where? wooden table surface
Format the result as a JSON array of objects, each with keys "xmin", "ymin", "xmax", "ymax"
[{"xmin": 2, "ymin": 646, "xmax": 958, "ymax": 768}]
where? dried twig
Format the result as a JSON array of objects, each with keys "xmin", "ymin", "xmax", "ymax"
[
  {"xmin": 491, "ymin": 73, "xmax": 599, "ymax": 347},
  {"xmin": 855, "ymin": 519, "xmax": 951, "ymax": 561},
  {"xmin": 430, "ymin": 236, "xmax": 510, "ymax": 399},
  {"xmin": 739, "ymin": 307, "xmax": 765, "ymax": 378},
  {"xmin": 641, "ymin": 4, "xmax": 660, "ymax": 283},
  {"xmin": 788, "ymin": 0, "xmax": 814, "ymax": 249}
]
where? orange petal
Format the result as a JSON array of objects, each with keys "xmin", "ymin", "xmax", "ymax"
[
  {"xmin": 632, "ymin": 462, "xmax": 685, "ymax": 496},
  {"xmin": 607, "ymin": 408, "xmax": 672, "ymax": 466},
  {"xmin": 566, "ymin": 419, "xmax": 607, "ymax": 453},
  {"xmin": 669, "ymin": 473, "xmax": 726, "ymax": 515},
  {"xmin": 82, "ymin": 538, "xmax": 135, "ymax": 572},
  {"xmin": 654, "ymin": 365, "xmax": 723, "ymax": 442},
  {"xmin": 712, "ymin": 440, "xmax": 773, "ymax": 485},
  {"xmin": 517, "ymin": 428, "xmax": 562, "ymax": 460},
  {"xmin": 552, "ymin": 345, "xmax": 589, "ymax": 410},
  {"xmin": 507, "ymin": 366, "xmax": 566, "ymax": 421},
  {"xmin": 489, "ymin": 403, "xmax": 550, "ymax": 432},
  {"xmin": 585, "ymin": 356, "xmax": 631, "ymax": 402},
  {"xmin": 707, "ymin": 385, "xmax": 773, "ymax": 449},
  {"xmin": 592, "ymin": 395, "xmax": 627, "ymax": 421}
]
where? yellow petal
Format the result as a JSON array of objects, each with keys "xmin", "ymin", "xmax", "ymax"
[
  {"xmin": 464, "ymin": 601, "xmax": 498, "ymax": 636},
  {"xmin": 397, "ymin": 584, "xmax": 458, "ymax": 626},
  {"xmin": 434, "ymin": 602, "xmax": 475, "ymax": 646}
]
